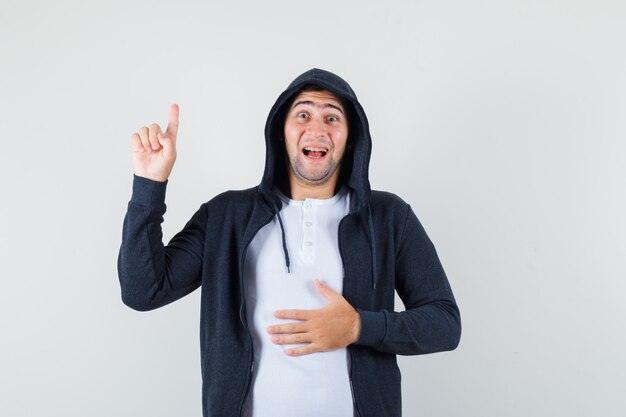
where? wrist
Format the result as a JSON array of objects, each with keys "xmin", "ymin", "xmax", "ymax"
[
  {"xmin": 351, "ymin": 309, "xmax": 362, "ymax": 344},
  {"xmin": 133, "ymin": 172, "xmax": 169, "ymax": 183}
]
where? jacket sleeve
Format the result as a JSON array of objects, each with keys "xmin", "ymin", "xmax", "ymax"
[
  {"xmin": 355, "ymin": 204, "xmax": 461, "ymax": 355},
  {"xmin": 117, "ymin": 175, "xmax": 206, "ymax": 311}
]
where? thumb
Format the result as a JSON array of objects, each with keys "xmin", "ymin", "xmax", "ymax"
[
  {"xmin": 157, "ymin": 132, "xmax": 175, "ymax": 156},
  {"xmin": 314, "ymin": 279, "xmax": 339, "ymax": 301}
]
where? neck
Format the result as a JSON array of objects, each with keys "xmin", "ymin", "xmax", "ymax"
[{"xmin": 285, "ymin": 171, "xmax": 341, "ymax": 200}]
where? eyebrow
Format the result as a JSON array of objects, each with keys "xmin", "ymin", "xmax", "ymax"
[{"xmin": 292, "ymin": 100, "xmax": 345, "ymax": 115}]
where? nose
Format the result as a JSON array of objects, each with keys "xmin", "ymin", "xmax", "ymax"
[{"xmin": 306, "ymin": 116, "xmax": 328, "ymax": 138}]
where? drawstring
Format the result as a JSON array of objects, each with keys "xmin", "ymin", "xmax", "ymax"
[
  {"xmin": 367, "ymin": 205, "xmax": 377, "ymax": 290},
  {"xmin": 270, "ymin": 194, "xmax": 374, "ymax": 283},
  {"xmin": 275, "ymin": 208, "xmax": 292, "ymax": 274}
]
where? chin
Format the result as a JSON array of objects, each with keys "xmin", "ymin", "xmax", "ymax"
[{"xmin": 297, "ymin": 166, "xmax": 332, "ymax": 182}]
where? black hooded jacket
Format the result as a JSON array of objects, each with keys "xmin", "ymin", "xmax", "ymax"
[{"xmin": 118, "ymin": 68, "xmax": 461, "ymax": 417}]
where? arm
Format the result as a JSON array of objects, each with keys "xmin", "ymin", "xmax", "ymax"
[
  {"xmin": 355, "ymin": 204, "xmax": 461, "ymax": 355},
  {"xmin": 117, "ymin": 175, "xmax": 206, "ymax": 311},
  {"xmin": 267, "ymin": 204, "xmax": 460, "ymax": 356},
  {"xmin": 118, "ymin": 104, "xmax": 205, "ymax": 311}
]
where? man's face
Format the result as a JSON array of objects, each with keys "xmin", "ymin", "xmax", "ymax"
[{"xmin": 283, "ymin": 89, "xmax": 349, "ymax": 186}]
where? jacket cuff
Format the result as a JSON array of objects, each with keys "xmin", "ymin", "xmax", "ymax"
[
  {"xmin": 354, "ymin": 309, "xmax": 386, "ymax": 348},
  {"xmin": 130, "ymin": 174, "xmax": 168, "ymax": 207}
]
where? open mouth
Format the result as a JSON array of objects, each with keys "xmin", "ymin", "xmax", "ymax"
[{"xmin": 302, "ymin": 146, "xmax": 328, "ymax": 159}]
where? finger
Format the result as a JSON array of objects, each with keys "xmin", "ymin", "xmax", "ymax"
[
  {"xmin": 274, "ymin": 309, "xmax": 314, "ymax": 321},
  {"xmin": 138, "ymin": 126, "xmax": 151, "ymax": 152},
  {"xmin": 314, "ymin": 279, "xmax": 340, "ymax": 301},
  {"xmin": 157, "ymin": 131, "xmax": 170, "ymax": 149},
  {"xmin": 286, "ymin": 343, "xmax": 320, "ymax": 356},
  {"xmin": 149, "ymin": 123, "xmax": 163, "ymax": 150},
  {"xmin": 165, "ymin": 103, "xmax": 179, "ymax": 140},
  {"xmin": 131, "ymin": 133, "xmax": 145, "ymax": 152},
  {"xmin": 267, "ymin": 322, "xmax": 306, "ymax": 335},
  {"xmin": 271, "ymin": 333, "xmax": 310, "ymax": 345}
]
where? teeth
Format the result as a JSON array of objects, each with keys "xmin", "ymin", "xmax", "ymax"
[{"xmin": 304, "ymin": 147, "xmax": 328, "ymax": 152}]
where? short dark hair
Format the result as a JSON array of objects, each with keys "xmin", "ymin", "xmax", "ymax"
[{"xmin": 297, "ymin": 84, "xmax": 326, "ymax": 93}]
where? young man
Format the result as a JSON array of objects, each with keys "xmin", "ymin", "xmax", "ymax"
[{"xmin": 118, "ymin": 68, "xmax": 461, "ymax": 417}]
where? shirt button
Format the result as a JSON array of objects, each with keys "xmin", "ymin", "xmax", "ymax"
[
  {"xmin": 305, "ymin": 221, "xmax": 312, "ymax": 227},
  {"xmin": 305, "ymin": 241, "xmax": 313, "ymax": 247},
  {"xmin": 305, "ymin": 203, "xmax": 312, "ymax": 208}
]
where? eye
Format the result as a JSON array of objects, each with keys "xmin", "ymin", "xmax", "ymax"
[
  {"xmin": 297, "ymin": 112, "xmax": 308, "ymax": 119},
  {"xmin": 327, "ymin": 115, "xmax": 338, "ymax": 122}
]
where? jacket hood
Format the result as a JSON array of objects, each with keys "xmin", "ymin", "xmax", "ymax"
[{"xmin": 259, "ymin": 68, "xmax": 372, "ymax": 213}]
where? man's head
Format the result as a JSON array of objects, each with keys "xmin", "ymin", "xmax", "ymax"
[{"xmin": 283, "ymin": 85, "xmax": 349, "ymax": 189}]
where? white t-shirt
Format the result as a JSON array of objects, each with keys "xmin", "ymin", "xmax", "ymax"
[{"xmin": 243, "ymin": 187, "xmax": 353, "ymax": 417}]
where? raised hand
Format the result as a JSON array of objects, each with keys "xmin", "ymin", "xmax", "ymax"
[
  {"xmin": 131, "ymin": 103, "xmax": 180, "ymax": 182},
  {"xmin": 267, "ymin": 279, "xmax": 362, "ymax": 356}
]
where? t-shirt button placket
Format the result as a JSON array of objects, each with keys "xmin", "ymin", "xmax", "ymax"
[{"xmin": 302, "ymin": 200, "xmax": 315, "ymax": 262}]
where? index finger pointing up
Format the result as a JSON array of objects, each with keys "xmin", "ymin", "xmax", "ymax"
[{"xmin": 165, "ymin": 103, "xmax": 179, "ymax": 139}]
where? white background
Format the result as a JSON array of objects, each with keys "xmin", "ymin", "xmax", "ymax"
[{"xmin": 1, "ymin": 1, "xmax": 625, "ymax": 416}]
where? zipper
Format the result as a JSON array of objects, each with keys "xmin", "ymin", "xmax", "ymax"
[
  {"xmin": 349, "ymin": 375, "xmax": 361, "ymax": 417},
  {"xmin": 237, "ymin": 213, "xmax": 274, "ymax": 417},
  {"xmin": 338, "ymin": 214, "xmax": 364, "ymax": 417}
]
